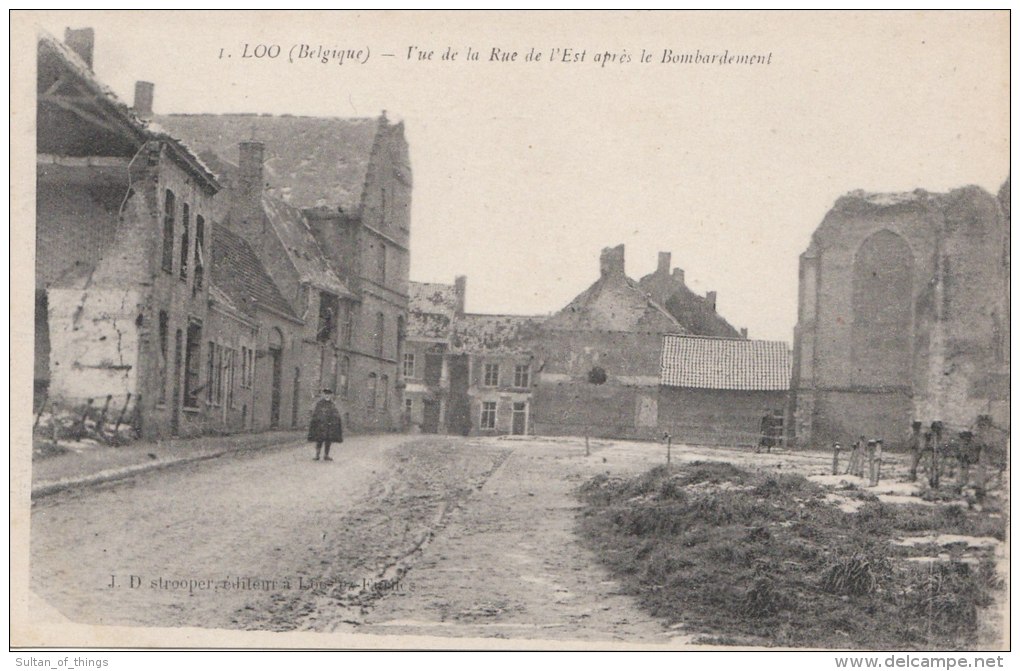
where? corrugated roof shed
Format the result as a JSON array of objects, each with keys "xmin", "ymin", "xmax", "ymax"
[
  {"xmin": 660, "ymin": 335, "xmax": 791, "ymax": 391},
  {"xmin": 211, "ymin": 225, "xmax": 299, "ymax": 320}
]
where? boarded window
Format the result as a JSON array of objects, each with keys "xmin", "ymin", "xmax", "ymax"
[
  {"xmin": 183, "ymin": 322, "xmax": 202, "ymax": 409},
  {"xmin": 193, "ymin": 215, "xmax": 205, "ymax": 294},
  {"xmin": 367, "ymin": 372, "xmax": 377, "ymax": 409},
  {"xmin": 179, "ymin": 203, "xmax": 190, "ymax": 280},
  {"xmin": 158, "ymin": 311, "xmax": 169, "ymax": 404},
  {"xmin": 161, "ymin": 190, "xmax": 175, "ymax": 273},
  {"xmin": 381, "ymin": 374, "xmax": 389, "ymax": 411},
  {"xmin": 375, "ymin": 312, "xmax": 385, "ymax": 358}
]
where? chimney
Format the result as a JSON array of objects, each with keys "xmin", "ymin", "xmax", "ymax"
[
  {"xmin": 599, "ymin": 244, "xmax": 625, "ymax": 279},
  {"xmin": 453, "ymin": 275, "xmax": 467, "ymax": 318},
  {"xmin": 133, "ymin": 81, "xmax": 154, "ymax": 119},
  {"xmin": 64, "ymin": 27, "xmax": 95, "ymax": 69},
  {"xmin": 657, "ymin": 252, "xmax": 671, "ymax": 276},
  {"xmin": 236, "ymin": 141, "xmax": 265, "ymax": 238},
  {"xmin": 740, "ymin": 327, "xmax": 748, "ymax": 339},
  {"xmin": 706, "ymin": 291, "xmax": 717, "ymax": 311},
  {"xmin": 672, "ymin": 267, "xmax": 685, "ymax": 285}
]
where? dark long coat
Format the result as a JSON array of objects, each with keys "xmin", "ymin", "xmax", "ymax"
[{"xmin": 308, "ymin": 399, "xmax": 344, "ymax": 442}]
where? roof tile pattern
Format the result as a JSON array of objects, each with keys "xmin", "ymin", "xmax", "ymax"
[{"xmin": 660, "ymin": 335, "xmax": 791, "ymax": 390}]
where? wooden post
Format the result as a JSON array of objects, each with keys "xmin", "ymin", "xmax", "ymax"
[
  {"xmin": 95, "ymin": 394, "xmax": 113, "ymax": 436},
  {"xmin": 112, "ymin": 393, "xmax": 132, "ymax": 436},
  {"xmin": 34, "ymin": 394, "xmax": 48, "ymax": 430},
  {"xmin": 74, "ymin": 398, "xmax": 94, "ymax": 440},
  {"xmin": 665, "ymin": 432, "xmax": 672, "ymax": 466}
]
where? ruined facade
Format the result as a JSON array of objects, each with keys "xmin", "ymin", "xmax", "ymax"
[
  {"xmin": 35, "ymin": 29, "xmax": 413, "ymax": 440},
  {"xmin": 405, "ymin": 278, "xmax": 542, "ymax": 436},
  {"xmin": 36, "ymin": 30, "xmax": 222, "ymax": 439},
  {"xmin": 638, "ymin": 252, "xmax": 744, "ymax": 338},
  {"xmin": 790, "ymin": 186, "xmax": 1010, "ymax": 449}
]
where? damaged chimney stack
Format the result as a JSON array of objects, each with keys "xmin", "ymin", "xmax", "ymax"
[
  {"xmin": 706, "ymin": 291, "xmax": 717, "ymax": 311},
  {"xmin": 672, "ymin": 268, "xmax": 685, "ymax": 285},
  {"xmin": 454, "ymin": 275, "xmax": 467, "ymax": 318},
  {"xmin": 64, "ymin": 27, "xmax": 95, "ymax": 70},
  {"xmin": 657, "ymin": 251, "xmax": 671, "ymax": 276},
  {"xmin": 133, "ymin": 81, "xmax": 154, "ymax": 119},
  {"xmin": 600, "ymin": 244, "xmax": 626, "ymax": 279}
]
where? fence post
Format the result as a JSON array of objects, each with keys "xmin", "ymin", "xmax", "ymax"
[
  {"xmin": 73, "ymin": 398, "xmax": 94, "ymax": 441},
  {"xmin": 112, "ymin": 393, "xmax": 132, "ymax": 438},
  {"xmin": 95, "ymin": 394, "xmax": 113, "ymax": 437}
]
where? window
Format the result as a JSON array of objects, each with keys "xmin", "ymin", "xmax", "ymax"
[
  {"xmin": 514, "ymin": 364, "xmax": 531, "ymax": 388},
  {"xmin": 340, "ymin": 302, "xmax": 353, "ymax": 348},
  {"xmin": 179, "ymin": 203, "xmax": 190, "ymax": 280},
  {"xmin": 193, "ymin": 215, "xmax": 205, "ymax": 294},
  {"xmin": 480, "ymin": 401, "xmax": 497, "ymax": 430},
  {"xmin": 381, "ymin": 374, "xmax": 389, "ymax": 411},
  {"xmin": 367, "ymin": 373, "xmax": 377, "ymax": 409},
  {"xmin": 483, "ymin": 363, "xmax": 500, "ymax": 387},
  {"xmin": 226, "ymin": 349, "xmax": 236, "ymax": 408},
  {"xmin": 402, "ymin": 352, "xmax": 415, "ymax": 378},
  {"xmin": 161, "ymin": 190, "xmax": 175, "ymax": 273},
  {"xmin": 158, "ymin": 311, "xmax": 169, "ymax": 404},
  {"xmin": 207, "ymin": 341, "xmax": 216, "ymax": 404},
  {"xmin": 375, "ymin": 312, "xmax": 385, "ymax": 358},
  {"xmin": 241, "ymin": 346, "xmax": 249, "ymax": 388},
  {"xmin": 214, "ymin": 346, "xmax": 225, "ymax": 406},
  {"xmin": 404, "ymin": 398, "xmax": 413, "ymax": 417},
  {"xmin": 379, "ymin": 242, "xmax": 387, "ymax": 284},
  {"xmin": 340, "ymin": 356, "xmax": 350, "ymax": 399},
  {"xmin": 317, "ymin": 292, "xmax": 339, "ymax": 343},
  {"xmin": 183, "ymin": 322, "xmax": 202, "ymax": 409}
]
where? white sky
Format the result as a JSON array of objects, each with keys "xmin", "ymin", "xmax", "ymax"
[{"xmin": 27, "ymin": 11, "xmax": 1010, "ymax": 342}]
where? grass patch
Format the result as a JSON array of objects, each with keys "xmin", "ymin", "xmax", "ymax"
[{"xmin": 578, "ymin": 463, "xmax": 1004, "ymax": 649}]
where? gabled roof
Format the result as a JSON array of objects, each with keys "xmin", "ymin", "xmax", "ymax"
[
  {"xmin": 37, "ymin": 32, "xmax": 219, "ymax": 191},
  {"xmin": 153, "ymin": 113, "xmax": 390, "ymax": 213},
  {"xmin": 660, "ymin": 335, "xmax": 791, "ymax": 391},
  {"xmin": 450, "ymin": 314, "xmax": 545, "ymax": 355},
  {"xmin": 261, "ymin": 195, "xmax": 354, "ymax": 298},
  {"xmin": 546, "ymin": 273, "xmax": 681, "ymax": 332},
  {"xmin": 211, "ymin": 225, "xmax": 299, "ymax": 320}
]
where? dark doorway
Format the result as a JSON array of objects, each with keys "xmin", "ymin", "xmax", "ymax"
[
  {"xmin": 422, "ymin": 399, "xmax": 441, "ymax": 434},
  {"xmin": 512, "ymin": 402, "xmax": 527, "ymax": 435},
  {"xmin": 424, "ymin": 352, "xmax": 443, "ymax": 386},
  {"xmin": 171, "ymin": 329, "xmax": 183, "ymax": 436},
  {"xmin": 269, "ymin": 347, "xmax": 282, "ymax": 429}
]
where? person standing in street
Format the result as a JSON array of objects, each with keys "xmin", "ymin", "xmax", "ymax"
[{"xmin": 308, "ymin": 388, "xmax": 343, "ymax": 462}]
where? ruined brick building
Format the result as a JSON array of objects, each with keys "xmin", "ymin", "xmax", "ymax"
[
  {"xmin": 35, "ymin": 29, "xmax": 411, "ymax": 439},
  {"xmin": 407, "ymin": 245, "xmax": 774, "ymax": 442},
  {"xmin": 790, "ymin": 185, "xmax": 1010, "ymax": 449},
  {"xmin": 36, "ymin": 30, "xmax": 221, "ymax": 438},
  {"xmin": 405, "ymin": 278, "xmax": 542, "ymax": 436}
]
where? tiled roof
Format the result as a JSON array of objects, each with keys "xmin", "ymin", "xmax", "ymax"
[
  {"xmin": 450, "ymin": 314, "xmax": 545, "ymax": 354},
  {"xmin": 211, "ymin": 226, "xmax": 299, "ymax": 320},
  {"xmin": 153, "ymin": 113, "xmax": 391, "ymax": 213},
  {"xmin": 660, "ymin": 335, "xmax": 791, "ymax": 391},
  {"xmin": 545, "ymin": 274, "xmax": 681, "ymax": 332},
  {"xmin": 261, "ymin": 195, "xmax": 353, "ymax": 298}
]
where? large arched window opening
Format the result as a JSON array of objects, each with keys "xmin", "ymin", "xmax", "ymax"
[{"xmin": 851, "ymin": 230, "xmax": 914, "ymax": 387}]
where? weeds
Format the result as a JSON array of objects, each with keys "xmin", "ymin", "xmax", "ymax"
[{"xmin": 577, "ymin": 462, "xmax": 1004, "ymax": 649}]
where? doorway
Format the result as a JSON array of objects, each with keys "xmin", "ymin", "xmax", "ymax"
[
  {"xmin": 171, "ymin": 329, "xmax": 183, "ymax": 436},
  {"xmin": 269, "ymin": 346, "xmax": 282, "ymax": 429},
  {"xmin": 422, "ymin": 399, "xmax": 441, "ymax": 434},
  {"xmin": 512, "ymin": 401, "xmax": 528, "ymax": 436}
]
